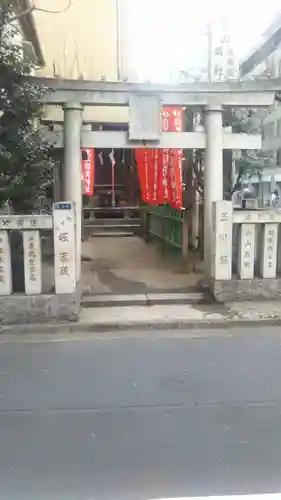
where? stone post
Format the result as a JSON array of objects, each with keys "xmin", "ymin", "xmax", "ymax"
[
  {"xmin": 204, "ymin": 105, "xmax": 223, "ymax": 271},
  {"xmin": 62, "ymin": 102, "xmax": 83, "ymax": 282}
]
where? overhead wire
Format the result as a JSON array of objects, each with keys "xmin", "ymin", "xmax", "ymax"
[
  {"xmin": 34, "ymin": 0, "xmax": 72, "ymax": 15},
  {"xmin": 9, "ymin": 0, "xmax": 72, "ymax": 24}
]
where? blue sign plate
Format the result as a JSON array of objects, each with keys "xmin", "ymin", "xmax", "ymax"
[{"xmin": 54, "ymin": 203, "xmax": 72, "ymax": 210}]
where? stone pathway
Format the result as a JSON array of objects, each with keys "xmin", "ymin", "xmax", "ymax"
[{"xmin": 82, "ymin": 236, "xmax": 203, "ymax": 295}]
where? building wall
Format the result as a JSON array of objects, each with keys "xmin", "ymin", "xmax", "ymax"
[
  {"xmin": 34, "ymin": 0, "xmax": 119, "ymax": 80},
  {"xmin": 33, "ymin": 0, "xmax": 130, "ymax": 123}
]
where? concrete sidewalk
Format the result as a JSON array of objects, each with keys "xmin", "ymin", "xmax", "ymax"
[
  {"xmin": 79, "ymin": 301, "xmax": 281, "ymax": 331},
  {"xmin": 1, "ymin": 300, "xmax": 281, "ymax": 335}
]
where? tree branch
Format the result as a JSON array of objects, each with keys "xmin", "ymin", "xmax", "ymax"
[{"xmin": 229, "ymin": 170, "xmax": 244, "ymax": 197}]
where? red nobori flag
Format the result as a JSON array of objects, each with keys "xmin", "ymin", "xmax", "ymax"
[
  {"xmin": 136, "ymin": 107, "xmax": 184, "ymax": 207},
  {"xmin": 168, "ymin": 148, "xmax": 183, "ymax": 210},
  {"xmin": 161, "ymin": 148, "xmax": 170, "ymax": 203},
  {"xmin": 135, "ymin": 149, "xmax": 153, "ymax": 203},
  {"xmin": 151, "ymin": 149, "xmax": 159, "ymax": 205},
  {"xmin": 161, "ymin": 107, "xmax": 183, "ymax": 209},
  {"xmin": 81, "ymin": 147, "xmax": 95, "ymax": 196}
]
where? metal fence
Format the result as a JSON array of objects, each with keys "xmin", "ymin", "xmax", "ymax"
[{"xmin": 145, "ymin": 204, "xmax": 189, "ymax": 257}]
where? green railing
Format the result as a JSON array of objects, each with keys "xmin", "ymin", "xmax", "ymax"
[{"xmin": 145, "ymin": 204, "xmax": 188, "ymax": 256}]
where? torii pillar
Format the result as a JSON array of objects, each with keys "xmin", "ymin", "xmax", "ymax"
[
  {"xmin": 204, "ymin": 105, "xmax": 224, "ymax": 269},
  {"xmin": 62, "ymin": 102, "xmax": 83, "ymax": 282}
]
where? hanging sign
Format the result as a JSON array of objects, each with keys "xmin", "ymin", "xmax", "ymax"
[{"xmin": 163, "ymin": 107, "xmax": 184, "ymax": 132}]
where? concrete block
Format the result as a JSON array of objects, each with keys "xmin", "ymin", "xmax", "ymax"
[
  {"xmin": 0, "ymin": 284, "xmax": 82, "ymax": 325},
  {"xmin": 207, "ymin": 277, "xmax": 281, "ymax": 302}
]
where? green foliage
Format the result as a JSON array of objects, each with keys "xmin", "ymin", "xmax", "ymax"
[
  {"xmin": 225, "ymin": 108, "xmax": 268, "ymax": 196},
  {"xmin": 192, "ymin": 108, "xmax": 269, "ymax": 198},
  {"xmin": 0, "ymin": 1, "xmax": 55, "ymax": 212}
]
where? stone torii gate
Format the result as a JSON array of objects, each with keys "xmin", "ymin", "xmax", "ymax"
[{"xmin": 32, "ymin": 76, "xmax": 281, "ymax": 278}]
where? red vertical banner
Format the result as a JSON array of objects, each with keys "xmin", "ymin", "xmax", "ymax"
[
  {"xmin": 135, "ymin": 149, "xmax": 153, "ymax": 203},
  {"xmin": 81, "ymin": 147, "xmax": 95, "ymax": 196},
  {"xmin": 161, "ymin": 107, "xmax": 183, "ymax": 209},
  {"xmin": 156, "ymin": 149, "xmax": 165, "ymax": 205},
  {"xmin": 161, "ymin": 109, "xmax": 171, "ymax": 204},
  {"xmin": 151, "ymin": 149, "xmax": 159, "ymax": 204},
  {"xmin": 136, "ymin": 107, "xmax": 183, "ymax": 207},
  {"xmin": 162, "ymin": 148, "xmax": 170, "ymax": 203},
  {"xmin": 169, "ymin": 149, "xmax": 183, "ymax": 210},
  {"xmin": 144, "ymin": 149, "xmax": 154, "ymax": 203}
]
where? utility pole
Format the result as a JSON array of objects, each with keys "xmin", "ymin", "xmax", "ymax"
[
  {"xmin": 206, "ymin": 22, "xmax": 214, "ymax": 82},
  {"xmin": 116, "ymin": 0, "xmax": 121, "ymax": 80}
]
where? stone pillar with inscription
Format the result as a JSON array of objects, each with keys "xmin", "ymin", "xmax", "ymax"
[
  {"xmin": 211, "ymin": 201, "xmax": 233, "ymax": 280},
  {"xmin": 23, "ymin": 231, "xmax": 42, "ymax": 295},
  {"xmin": 53, "ymin": 202, "xmax": 76, "ymax": 294},
  {"xmin": 0, "ymin": 231, "xmax": 12, "ymax": 295},
  {"xmin": 204, "ymin": 106, "xmax": 223, "ymax": 269},
  {"xmin": 63, "ymin": 102, "xmax": 83, "ymax": 282},
  {"xmin": 238, "ymin": 224, "xmax": 256, "ymax": 280},
  {"xmin": 260, "ymin": 223, "xmax": 278, "ymax": 278}
]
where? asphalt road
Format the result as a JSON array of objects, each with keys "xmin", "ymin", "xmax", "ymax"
[{"xmin": 1, "ymin": 327, "xmax": 281, "ymax": 499}]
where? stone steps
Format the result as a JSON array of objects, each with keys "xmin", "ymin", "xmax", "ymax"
[
  {"xmin": 81, "ymin": 292, "xmax": 211, "ymax": 308},
  {"xmin": 83, "ymin": 217, "xmax": 140, "ymax": 237}
]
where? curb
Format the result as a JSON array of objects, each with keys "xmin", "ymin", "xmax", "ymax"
[{"xmin": 1, "ymin": 317, "xmax": 281, "ymax": 335}]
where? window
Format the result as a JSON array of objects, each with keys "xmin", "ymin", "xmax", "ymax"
[
  {"xmin": 214, "ymin": 46, "xmax": 223, "ymax": 56},
  {"xmin": 221, "ymin": 34, "xmax": 229, "ymax": 43}
]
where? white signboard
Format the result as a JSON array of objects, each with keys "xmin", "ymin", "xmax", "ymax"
[{"xmin": 53, "ymin": 202, "xmax": 76, "ymax": 294}]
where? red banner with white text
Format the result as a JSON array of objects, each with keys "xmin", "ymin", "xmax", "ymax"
[
  {"xmin": 135, "ymin": 107, "xmax": 183, "ymax": 208},
  {"xmin": 162, "ymin": 107, "xmax": 183, "ymax": 209},
  {"xmin": 81, "ymin": 147, "xmax": 95, "ymax": 196},
  {"xmin": 135, "ymin": 148, "xmax": 153, "ymax": 203}
]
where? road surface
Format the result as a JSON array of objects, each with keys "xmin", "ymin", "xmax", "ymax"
[{"xmin": 1, "ymin": 327, "xmax": 281, "ymax": 499}]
